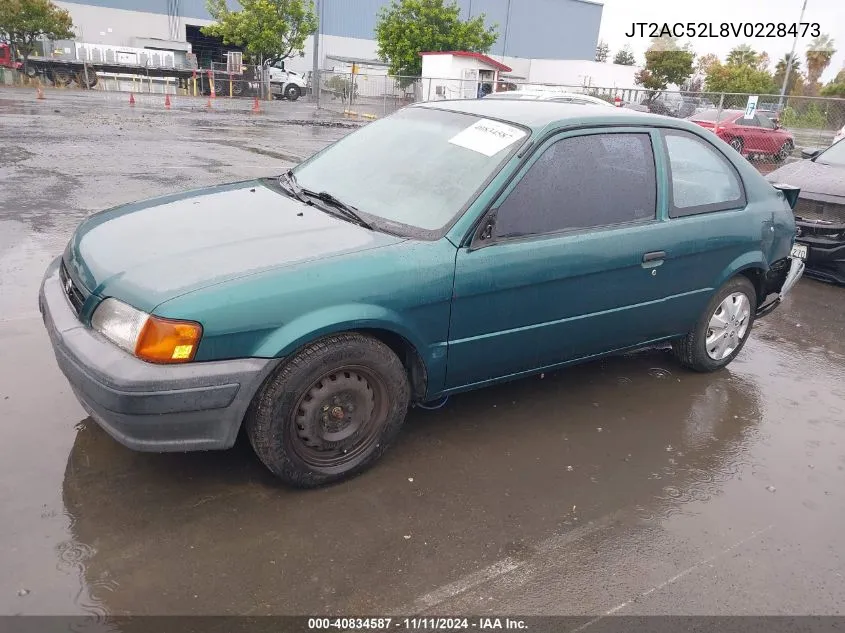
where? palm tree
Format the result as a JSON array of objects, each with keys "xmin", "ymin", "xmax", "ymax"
[
  {"xmin": 726, "ymin": 44, "xmax": 758, "ymax": 67},
  {"xmin": 774, "ymin": 53, "xmax": 802, "ymax": 95},
  {"xmin": 805, "ymin": 34, "xmax": 836, "ymax": 86}
]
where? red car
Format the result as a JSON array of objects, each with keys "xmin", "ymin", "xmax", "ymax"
[{"xmin": 688, "ymin": 108, "xmax": 795, "ymax": 161}]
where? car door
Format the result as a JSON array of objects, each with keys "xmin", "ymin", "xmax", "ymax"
[
  {"xmin": 445, "ymin": 128, "xmax": 681, "ymax": 390},
  {"xmin": 733, "ymin": 114, "xmax": 761, "ymax": 152},
  {"xmin": 755, "ymin": 113, "xmax": 780, "ymax": 154},
  {"xmin": 646, "ymin": 128, "xmax": 759, "ymax": 328}
]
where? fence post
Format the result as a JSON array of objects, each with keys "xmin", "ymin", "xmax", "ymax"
[{"xmin": 716, "ymin": 93, "xmax": 725, "ymax": 133}]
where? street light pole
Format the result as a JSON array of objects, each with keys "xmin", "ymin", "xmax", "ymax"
[
  {"xmin": 779, "ymin": 0, "xmax": 807, "ymax": 107},
  {"xmin": 312, "ymin": 0, "xmax": 321, "ymax": 106}
]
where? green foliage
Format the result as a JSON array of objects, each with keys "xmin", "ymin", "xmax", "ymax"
[
  {"xmin": 634, "ymin": 37, "xmax": 694, "ymax": 101},
  {"xmin": 726, "ymin": 44, "xmax": 758, "ymax": 68},
  {"xmin": 202, "ymin": 0, "xmax": 317, "ymax": 63},
  {"xmin": 820, "ymin": 82, "xmax": 845, "ymax": 98},
  {"xmin": 805, "ymin": 34, "xmax": 836, "ymax": 88},
  {"xmin": 704, "ymin": 61, "xmax": 776, "ymax": 106},
  {"xmin": 612, "ymin": 46, "xmax": 636, "ymax": 66},
  {"xmin": 0, "ymin": 0, "xmax": 74, "ymax": 67},
  {"xmin": 773, "ymin": 53, "xmax": 803, "ymax": 96},
  {"xmin": 780, "ymin": 103, "xmax": 827, "ymax": 128},
  {"xmin": 375, "ymin": 0, "xmax": 498, "ymax": 78},
  {"xmin": 595, "ymin": 40, "xmax": 609, "ymax": 63}
]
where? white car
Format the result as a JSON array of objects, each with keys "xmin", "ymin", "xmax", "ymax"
[
  {"xmin": 484, "ymin": 90, "xmax": 615, "ymax": 107},
  {"xmin": 267, "ymin": 60, "xmax": 307, "ymax": 101},
  {"xmin": 834, "ymin": 125, "xmax": 845, "ymax": 145}
]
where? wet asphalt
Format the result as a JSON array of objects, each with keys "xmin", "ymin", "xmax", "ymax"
[{"xmin": 1, "ymin": 87, "xmax": 844, "ymax": 618}]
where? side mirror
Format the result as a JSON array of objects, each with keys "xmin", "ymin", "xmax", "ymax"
[{"xmin": 801, "ymin": 147, "xmax": 822, "ymax": 160}]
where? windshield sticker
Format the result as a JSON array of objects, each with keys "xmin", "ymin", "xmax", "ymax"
[{"xmin": 448, "ymin": 119, "xmax": 526, "ymax": 157}]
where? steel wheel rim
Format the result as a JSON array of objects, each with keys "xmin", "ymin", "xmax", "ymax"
[
  {"xmin": 286, "ymin": 365, "xmax": 389, "ymax": 471},
  {"xmin": 706, "ymin": 291, "xmax": 751, "ymax": 360},
  {"xmin": 730, "ymin": 139, "xmax": 742, "ymax": 152}
]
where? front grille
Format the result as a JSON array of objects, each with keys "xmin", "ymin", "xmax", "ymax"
[
  {"xmin": 794, "ymin": 198, "xmax": 845, "ymax": 225},
  {"xmin": 59, "ymin": 261, "xmax": 86, "ymax": 316}
]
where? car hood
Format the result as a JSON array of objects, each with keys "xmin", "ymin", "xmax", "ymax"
[
  {"xmin": 765, "ymin": 159, "xmax": 845, "ymax": 203},
  {"xmin": 65, "ymin": 179, "xmax": 404, "ymax": 312}
]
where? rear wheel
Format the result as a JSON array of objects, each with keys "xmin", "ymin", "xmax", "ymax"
[
  {"xmin": 245, "ymin": 333, "xmax": 410, "ymax": 487},
  {"xmin": 672, "ymin": 276, "xmax": 756, "ymax": 372},
  {"xmin": 729, "ymin": 137, "xmax": 744, "ymax": 154},
  {"xmin": 51, "ymin": 68, "xmax": 72, "ymax": 87}
]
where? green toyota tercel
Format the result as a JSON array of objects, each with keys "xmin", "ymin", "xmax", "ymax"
[{"xmin": 40, "ymin": 100, "xmax": 805, "ymax": 487}]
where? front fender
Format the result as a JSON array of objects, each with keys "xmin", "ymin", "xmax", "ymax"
[{"xmin": 253, "ymin": 304, "xmax": 448, "ymax": 395}]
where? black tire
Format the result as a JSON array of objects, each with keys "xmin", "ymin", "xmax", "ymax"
[
  {"xmin": 285, "ymin": 84, "xmax": 300, "ymax": 101},
  {"xmin": 729, "ymin": 137, "xmax": 744, "ymax": 153},
  {"xmin": 76, "ymin": 69, "xmax": 98, "ymax": 89},
  {"xmin": 672, "ymin": 276, "xmax": 757, "ymax": 373},
  {"xmin": 51, "ymin": 68, "xmax": 72, "ymax": 87},
  {"xmin": 774, "ymin": 140, "xmax": 793, "ymax": 162},
  {"xmin": 245, "ymin": 333, "xmax": 410, "ymax": 487}
]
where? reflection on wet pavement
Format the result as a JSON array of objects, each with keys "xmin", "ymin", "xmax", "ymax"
[{"xmin": 1, "ymin": 88, "xmax": 844, "ymax": 617}]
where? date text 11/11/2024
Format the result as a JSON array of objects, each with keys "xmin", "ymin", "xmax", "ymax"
[
  {"xmin": 625, "ymin": 22, "xmax": 821, "ymax": 38},
  {"xmin": 307, "ymin": 618, "xmax": 528, "ymax": 630}
]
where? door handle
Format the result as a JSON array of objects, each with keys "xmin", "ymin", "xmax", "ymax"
[{"xmin": 642, "ymin": 251, "xmax": 666, "ymax": 263}]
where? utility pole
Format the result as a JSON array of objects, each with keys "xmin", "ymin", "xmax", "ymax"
[
  {"xmin": 779, "ymin": 0, "xmax": 807, "ymax": 107},
  {"xmin": 312, "ymin": 0, "xmax": 321, "ymax": 106}
]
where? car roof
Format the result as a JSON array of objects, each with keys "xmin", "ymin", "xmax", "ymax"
[{"xmin": 413, "ymin": 98, "xmax": 685, "ymax": 131}]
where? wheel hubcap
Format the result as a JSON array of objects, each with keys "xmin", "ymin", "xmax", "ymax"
[
  {"xmin": 289, "ymin": 367, "xmax": 387, "ymax": 469},
  {"xmin": 705, "ymin": 292, "xmax": 751, "ymax": 360}
]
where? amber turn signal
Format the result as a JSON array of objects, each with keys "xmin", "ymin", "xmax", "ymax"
[{"xmin": 135, "ymin": 316, "xmax": 202, "ymax": 363}]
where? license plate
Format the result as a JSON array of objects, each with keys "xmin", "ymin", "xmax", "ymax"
[{"xmin": 791, "ymin": 243, "xmax": 808, "ymax": 260}]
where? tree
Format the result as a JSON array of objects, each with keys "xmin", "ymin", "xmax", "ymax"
[
  {"xmin": 820, "ymin": 82, "xmax": 845, "ymax": 98},
  {"xmin": 726, "ymin": 44, "xmax": 758, "ymax": 68},
  {"xmin": 774, "ymin": 53, "xmax": 803, "ymax": 95},
  {"xmin": 805, "ymin": 34, "xmax": 836, "ymax": 94},
  {"xmin": 595, "ymin": 40, "xmax": 609, "ymax": 63},
  {"xmin": 375, "ymin": 0, "xmax": 497, "ymax": 78},
  {"xmin": 705, "ymin": 61, "xmax": 775, "ymax": 106},
  {"xmin": 634, "ymin": 37, "xmax": 694, "ymax": 102},
  {"xmin": 202, "ymin": 0, "xmax": 317, "ymax": 64},
  {"xmin": 0, "ymin": 0, "xmax": 74, "ymax": 74},
  {"xmin": 612, "ymin": 45, "xmax": 636, "ymax": 66}
]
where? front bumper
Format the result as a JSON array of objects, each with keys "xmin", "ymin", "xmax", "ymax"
[
  {"xmin": 38, "ymin": 257, "xmax": 278, "ymax": 452},
  {"xmin": 795, "ymin": 223, "xmax": 845, "ymax": 285}
]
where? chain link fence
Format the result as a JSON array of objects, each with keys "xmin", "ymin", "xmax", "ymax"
[{"xmin": 317, "ymin": 71, "xmax": 845, "ymax": 171}]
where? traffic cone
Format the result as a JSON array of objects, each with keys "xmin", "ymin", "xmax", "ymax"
[
  {"xmin": 165, "ymin": 94, "xmax": 171, "ymax": 109},
  {"xmin": 129, "ymin": 93, "xmax": 135, "ymax": 106},
  {"xmin": 36, "ymin": 85, "xmax": 45, "ymax": 100},
  {"xmin": 206, "ymin": 96, "xmax": 213, "ymax": 110},
  {"xmin": 252, "ymin": 96, "xmax": 261, "ymax": 114}
]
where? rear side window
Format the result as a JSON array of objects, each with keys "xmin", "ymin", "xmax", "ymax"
[
  {"xmin": 662, "ymin": 130, "xmax": 745, "ymax": 217},
  {"xmin": 493, "ymin": 132, "xmax": 657, "ymax": 238}
]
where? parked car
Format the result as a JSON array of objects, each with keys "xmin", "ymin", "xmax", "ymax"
[
  {"xmin": 687, "ymin": 108, "xmax": 795, "ymax": 161},
  {"xmin": 834, "ymin": 125, "xmax": 845, "ymax": 145},
  {"xmin": 484, "ymin": 89, "xmax": 614, "ymax": 107},
  {"xmin": 647, "ymin": 93, "xmax": 700, "ymax": 118},
  {"xmin": 39, "ymin": 101, "xmax": 805, "ymax": 487},
  {"xmin": 765, "ymin": 138, "xmax": 845, "ymax": 284}
]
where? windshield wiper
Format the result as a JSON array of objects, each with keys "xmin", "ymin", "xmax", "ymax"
[
  {"xmin": 278, "ymin": 169, "xmax": 310, "ymax": 204},
  {"xmin": 301, "ymin": 188, "xmax": 374, "ymax": 231}
]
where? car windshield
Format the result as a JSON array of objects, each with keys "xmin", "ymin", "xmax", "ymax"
[
  {"xmin": 690, "ymin": 109, "xmax": 738, "ymax": 122},
  {"xmin": 815, "ymin": 139, "xmax": 845, "ymax": 167},
  {"xmin": 292, "ymin": 107, "xmax": 528, "ymax": 234}
]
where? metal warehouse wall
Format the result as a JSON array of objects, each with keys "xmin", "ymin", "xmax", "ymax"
[{"xmin": 59, "ymin": 0, "xmax": 602, "ymax": 60}]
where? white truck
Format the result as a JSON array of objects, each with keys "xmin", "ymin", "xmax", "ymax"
[{"xmin": 267, "ymin": 60, "xmax": 307, "ymax": 101}]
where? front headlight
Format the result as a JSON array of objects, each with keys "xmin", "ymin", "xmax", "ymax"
[{"xmin": 91, "ymin": 298, "xmax": 202, "ymax": 363}]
